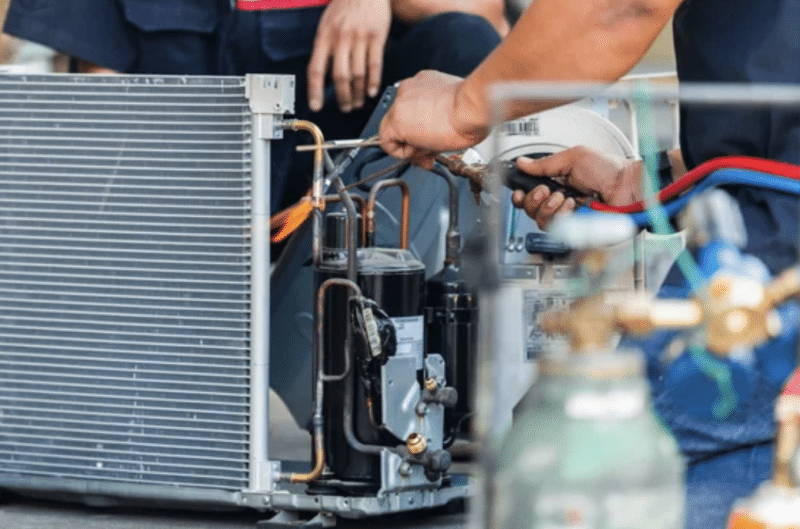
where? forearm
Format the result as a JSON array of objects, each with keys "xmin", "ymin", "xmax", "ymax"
[
  {"xmin": 453, "ymin": 0, "xmax": 681, "ymax": 134},
  {"xmin": 391, "ymin": 0, "xmax": 508, "ymax": 35}
]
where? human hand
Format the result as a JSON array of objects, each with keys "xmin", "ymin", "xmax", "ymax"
[
  {"xmin": 75, "ymin": 58, "xmax": 118, "ymax": 74},
  {"xmin": 307, "ymin": 0, "xmax": 391, "ymax": 113},
  {"xmin": 379, "ymin": 70, "xmax": 489, "ymax": 170},
  {"xmin": 510, "ymin": 146, "xmax": 642, "ymax": 229}
]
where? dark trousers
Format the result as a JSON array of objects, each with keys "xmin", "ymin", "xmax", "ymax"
[{"xmin": 219, "ymin": 11, "xmax": 502, "ymax": 213}]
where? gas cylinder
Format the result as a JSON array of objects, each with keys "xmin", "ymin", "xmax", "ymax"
[
  {"xmin": 727, "ymin": 484, "xmax": 800, "ymax": 529},
  {"xmin": 494, "ymin": 348, "xmax": 686, "ymax": 528}
]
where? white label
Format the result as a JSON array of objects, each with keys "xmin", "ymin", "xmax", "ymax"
[
  {"xmin": 501, "ymin": 117, "xmax": 540, "ymax": 137},
  {"xmin": 604, "ymin": 488, "xmax": 683, "ymax": 529},
  {"xmin": 362, "ymin": 306, "xmax": 382, "ymax": 357},
  {"xmin": 565, "ymin": 389, "xmax": 646, "ymax": 420},
  {"xmin": 523, "ymin": 289, "xmax": 571, "ymax": 361},
  {"xmin": 535, "ymin": 491, "xmax": 596, "ymax": 529},
  {"xmin": 391, "ymin": 316, "xmax": 424, "ymax": 370},
  {"xmin": 534, "ymin": 488, "xmax": 683, "ymax": 529}
]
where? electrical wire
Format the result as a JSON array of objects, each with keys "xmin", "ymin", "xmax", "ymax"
[{"xmin": 342, "ymin": 160, "xmax": 410, "ymax": 192}]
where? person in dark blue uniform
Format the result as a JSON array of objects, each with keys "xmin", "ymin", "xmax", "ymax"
[
  {"xmin": 378, "ymin": 0, "xmax": 800, "ymax": 527},
  {"xmin": 3, "ymin": 0, "xmax": 223, "ymax": 74},
  {"xmin": 2, "ymin": 0, "xmax": 505, "ymax": 213},
  {"xmin": 217, "ymin": 0, "xmax": 506, "ymax": 212}
]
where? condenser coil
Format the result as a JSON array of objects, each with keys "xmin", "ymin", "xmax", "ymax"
[{"xmin": 0, "ymin": 73, "xmax": 293, "ymax": 507}]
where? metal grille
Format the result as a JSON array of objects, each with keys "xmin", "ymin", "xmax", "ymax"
[{"xmin": 0, "ymin": 74, "xmax": 253, "ymax": 491}]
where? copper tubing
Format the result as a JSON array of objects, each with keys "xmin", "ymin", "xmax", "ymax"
[
  {"xmin": 289, "ymin": 416, "xmax": 326, "ymax": 484},
  {"xmin": 287, "ymin": 120, "xmax": 325, "ymax": 265},
  {"xmin": 289, "ymin": 120, "xmax": 325, "ymax": 204},
  {"xmin": 317, "ymin": 278, "xmax": 357, "ymax": 383},
  {"xmin": 366, "ymin": 179, "xmax": 410, "ymax": 250},
  {"xmin": 283, "ymin": 278, "xmax": 362, "ymax": 484},
  {"xmin": 332, "ymin": 178, "xmax": 359, "ymax": 281},
  {"xmin": 431, "ymin": 164, "xmax": 461, "ymax": 267},
  {"xmin": 434, "ymin": 154, "xmax": 486, "ymax": 202}
]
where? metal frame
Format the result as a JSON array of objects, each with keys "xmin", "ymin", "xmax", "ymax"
[{"xmin": 247, "ymin": 74, "xmax": 295, "ymax": 496}]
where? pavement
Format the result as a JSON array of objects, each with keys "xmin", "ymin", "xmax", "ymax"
[{"xmin": 0, "ymin": 391, "xmax": 471, "ymax": 529}]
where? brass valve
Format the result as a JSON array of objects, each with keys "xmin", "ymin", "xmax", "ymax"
[
  {"xmin": 424, "ymin": 377, "xmax": 439, "ymax": 392},
  {"xmin": 773, "ymin": 392, "xmax": 800, "ymax": 488},
  {"xmin": 540, "ymin": 292, "xmax": 703, "ymax": 353},
  {"xmin": 540, "ymin": 266, "xmax": 800, "ymax": 355},
  {"xmin": 406, "ymin": 433, "xmax": 428, "ymax": 456}
]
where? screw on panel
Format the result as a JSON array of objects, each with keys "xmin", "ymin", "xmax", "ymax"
[{"xmin": 398, "ymin": 461, "xmax": 413, "ymax": 477}]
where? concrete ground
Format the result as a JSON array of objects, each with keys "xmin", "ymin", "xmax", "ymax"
[
  {"xmin": 0, "ymin": 391, "xmax": 470, "ymax": 529},
  {"xmin": 0, "ymin": 499, "xmax": 467, "ymax": 529}
]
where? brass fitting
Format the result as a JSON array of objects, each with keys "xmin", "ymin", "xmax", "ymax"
[
  {"xmin": 406, "ymin": 433, "xmax": 427, "ymax": 455},
  {"xmin": 425, "ymin": 377, "xmax": 439, "ymax": 392}
]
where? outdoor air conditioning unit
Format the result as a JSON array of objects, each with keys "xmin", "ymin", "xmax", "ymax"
[{"xmin": 0, "ymin": 73, "xmax": 467, "ymax": 526}]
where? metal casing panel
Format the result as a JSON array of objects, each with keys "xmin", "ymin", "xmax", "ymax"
[{"xmin": 0, "ymin": 75, "xmax": 255, "ymax": 496}]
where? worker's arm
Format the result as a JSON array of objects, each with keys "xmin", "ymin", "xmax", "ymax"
[
  {"xmin": 391, "ymin": 0, "xmax": 509, "ymax": 36},
  {"xmin": 379, "ymin": 0, "xmax": 682, "ymax": 167}
]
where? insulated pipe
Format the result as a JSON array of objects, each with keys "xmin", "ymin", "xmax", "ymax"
[
  {"xmin": 332, "ymin": 177, "xmax": 359, "ymax": 282},
  {"xmin": 343, "ymin": 345, "xmax": 386, "ymax": 457},
  {"xmin": 431, "ymin": 164, "xmax": 461, "ymax": 268},
  {"xmin": 285, "ymin": 120, "xmax": 325, "ymax": 266},
  {"xmin": 366, "ymin": 179, "xmax": 410, "ymax": 250},
  {"xmin": 281, "ymin": 277, "xmax": 363, "ymax": 483},
  {"xmin": 323, "ymin": 193, "xmax": 368, "ymax": 247}
]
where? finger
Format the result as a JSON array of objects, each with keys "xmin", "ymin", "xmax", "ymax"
[
  {"xmin": 379, "ymin": 107, "xmax": 417, "ymax": 158},
  {"xmin": 534, "ymin": 191, "xmax": 566, "ymax": 230},
  {"xmin": 366, "ymin": 33, "xmax": 385, "ymax": 99},
  {"xmin": 410, "ymin": 151, "xmax": 437, "ymax": 171},
  {"xmin": 511, "ymin": 189, "xmax": 526, "ymax": 208},
  {"xmin": 332, "ymin": 33, "xmax": 354, "ymax": 112},
  {"xmin": 521, "ymin": 184, "xmax": 551, "ymax": 220},
  {"xmin": 556, "ymin": 197, "xmax": 577, "ymax": 217},
  {"xmin": 516, "ymin": 151, "xmax": 576, "ymax": 179},
  {"xmin": 517, "ymin": 145, "xmax": 602, "ymax": 195},
  {"xmin": 350, "ymin": 38, "xmax": 368, "ymax": 110},
  {"xmin": 307, "ymin": 32, "xmax": 332, "ymax": 112}
]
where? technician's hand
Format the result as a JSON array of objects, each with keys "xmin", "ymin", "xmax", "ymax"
[
  {"xmin": 307, "ymin": 0, "xmax": 391, "ymax": 113},
  {"xmin": 379, "ymin": 70, "xmax": 489, "ymax": 170},
  {"xmin": 510, "ymin": 146, "xmax": 642, "ymax": 229}
]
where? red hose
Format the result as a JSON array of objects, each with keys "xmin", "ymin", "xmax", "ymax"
[
  {"xmin": 590, "ymin": 156, "xmax": 800, "ymax": 214},
  {"xmin": 783, "ymin": 367, "xmax": 800, "ymax": 396}
]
